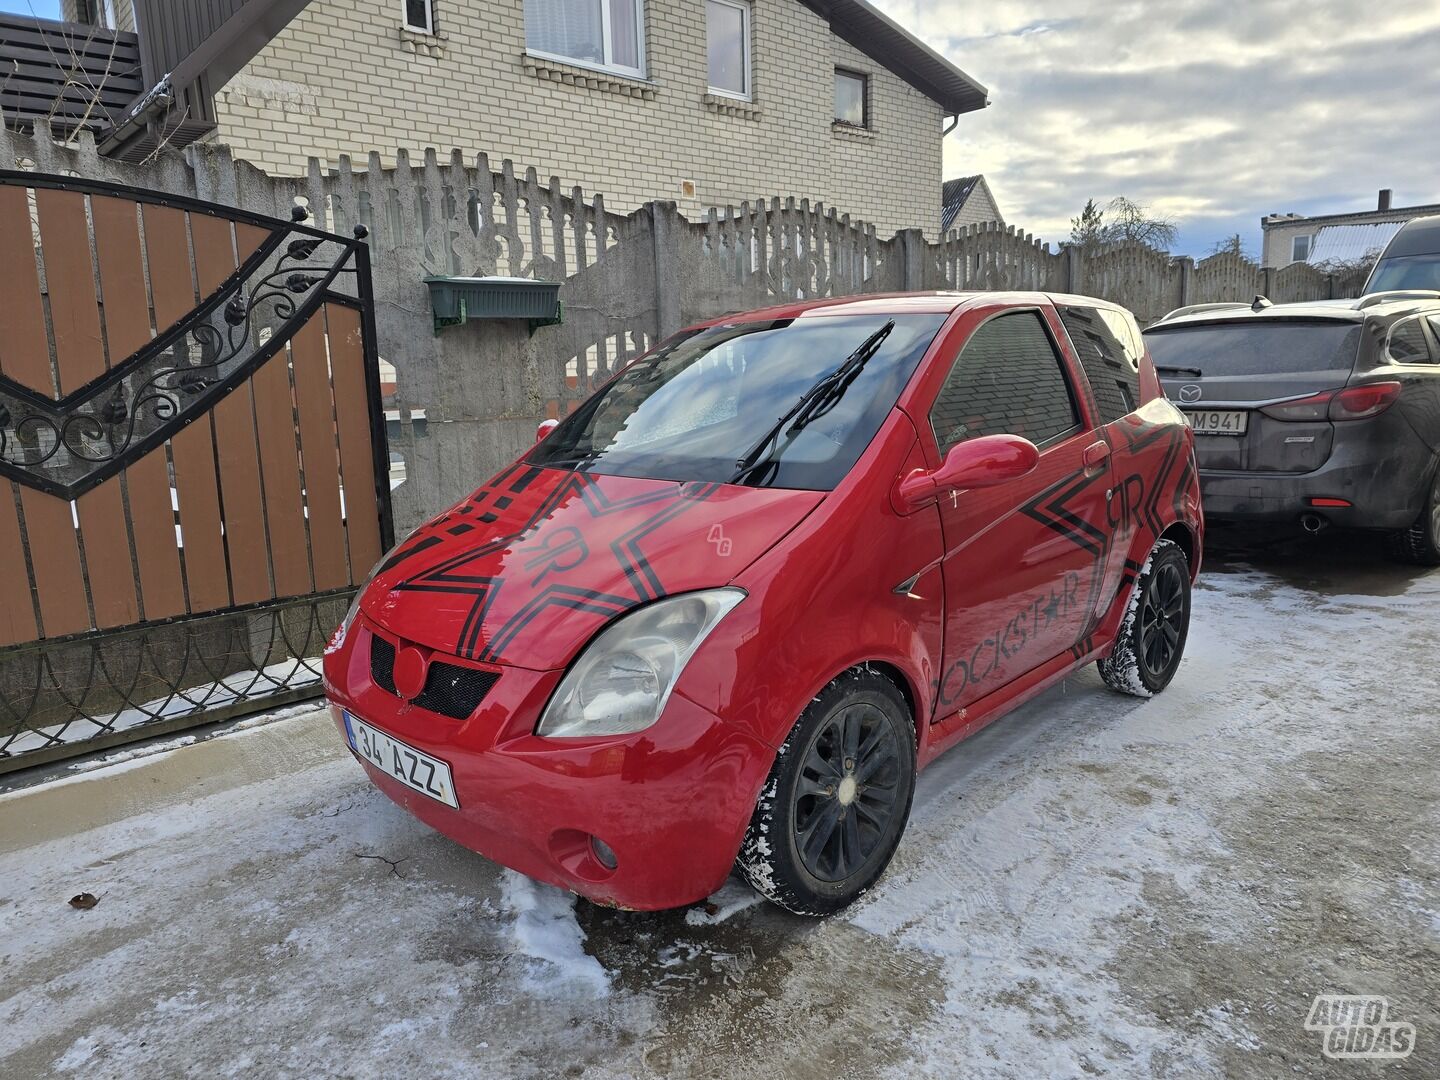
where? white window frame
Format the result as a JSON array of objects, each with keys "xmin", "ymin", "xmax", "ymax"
[
  {"xmin": 403, "ymin": 0, "xmax": 435, "ymax": 34},
  {"xmin": 1291, "ymin": 234, "xmax": 1311, "ymax": 263},
  {"xmin": 525, "ymin": 0, "xmax": 648, "ymax": 81},
  {"xmin": 706, "ymin": 0, "xmax": 752, "ymax": 101},
  {"xmin": 834, "ymin": 68, "xmax": 869, "ymax": 127}
]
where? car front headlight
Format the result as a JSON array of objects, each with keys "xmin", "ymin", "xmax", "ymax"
[{"xmin": 535, "ymin": 588, "xmax": 746, "ymax": 738}]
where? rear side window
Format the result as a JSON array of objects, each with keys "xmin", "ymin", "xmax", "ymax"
[
  {"xmin": 1058, "ymin": 305, "xmax": 1141, "ymax": 423},
  {"xmin": 929, "ymin": 311, "xmax": 1081, "ymax": 456},
  {"xmin": 1387, "ymin": 317, "xmax": 1434, "ymax": 364},
  {"xmin": 1144, "ymin": 321, "xmax": 1362, "ymax": 377}
]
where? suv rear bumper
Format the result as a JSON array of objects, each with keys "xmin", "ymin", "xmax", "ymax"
[{"xmin": 1199, "ymin": 433, "xmax": 1435, "ymax": 529}]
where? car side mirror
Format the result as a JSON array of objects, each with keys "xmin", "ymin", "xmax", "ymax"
[
  {"xmin": 895, "ymin": 434, "xmax": 1040, "ymax": 511},
  {"xmin": 536, "ymin": 418, "xmax": 559, "ymax": 444}
]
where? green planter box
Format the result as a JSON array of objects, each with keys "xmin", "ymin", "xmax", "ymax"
[{"xmin": 424, "ymin": 276, "xmax": 563, "ymax": 334}]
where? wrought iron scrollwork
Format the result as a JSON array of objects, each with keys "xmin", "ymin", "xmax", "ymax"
[{"xmin": 0, "ymin": 200, "xmax": 364, "ymax": 500}]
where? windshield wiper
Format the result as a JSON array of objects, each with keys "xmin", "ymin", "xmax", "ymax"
[
  {"xmin": 731, "ymin": 320, "xmax": 895, "ymax": 486},
  {"xmin": 1156, "ymin": 365, "xmax": 1204, "ymax": 377}
]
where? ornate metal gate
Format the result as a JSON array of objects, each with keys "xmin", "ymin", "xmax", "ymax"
[{"xmin": 0, "ymin": 172, "xmax": 391, "ymax": 773}]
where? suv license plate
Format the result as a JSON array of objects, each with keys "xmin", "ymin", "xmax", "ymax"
[
  {"xmin": 1186, "ymin": 409, "xmax": 1249, "ymax": 436},
  {"xmin": 344, "ymin": 711, "xmax": 459, "ymax": 808}
]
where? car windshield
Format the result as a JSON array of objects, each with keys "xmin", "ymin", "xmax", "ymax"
[
  {"xmin": 1145, "ymin": 321, "xmax": 1362, "ymax": 377},
  {"xmin": 529, "ymin": 313, "xmax": 946, "ymax": 489},
  {"xmin": 1367, "ymin": 254, "xmax": 1440, "ymax": 292}
]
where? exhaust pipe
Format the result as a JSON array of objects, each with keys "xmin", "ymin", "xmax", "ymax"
[{"xmin": 1300, "ymin": 513, "xmax": 1327, "ymax": 534}]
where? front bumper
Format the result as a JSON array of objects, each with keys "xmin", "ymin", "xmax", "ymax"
[
  {"xmin": 1197, "ymin": 434, "xmax": 1434, "ymax": 530},
  {"xmin": 322, "ymin": 617, "xmax": 774, "ymax": 911}
]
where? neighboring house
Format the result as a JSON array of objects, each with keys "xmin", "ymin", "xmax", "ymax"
[
  {"xmin": 7, "ymin": 0, "xmax": 988, "ymax": 238},
  {"xmin": 1261, "ymin": 189, "xmax": 1440, "ymax": 269},
  {"xmin": 940, "ymin": 173, "xmax": 1001, "ymax": 234}
]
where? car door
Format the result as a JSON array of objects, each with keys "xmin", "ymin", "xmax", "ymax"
[
  {"xmin": 925, "ymin": 306, "xmax": 1113, "ymax": 716},
  {"xmin": 1055, "ymin": 303, "xmax": 1150, "ymax": 624}
]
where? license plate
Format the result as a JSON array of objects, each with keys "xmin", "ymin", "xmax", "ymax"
[
  {"xmin": 1185, "ymin": 409, "xmax": 1249, "ymax": 436},
  {"xmin": 344, "ymin": 711, "xmax": 459, "ymax": 808}
]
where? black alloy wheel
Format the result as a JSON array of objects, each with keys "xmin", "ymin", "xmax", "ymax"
[
  {"xmin": 792, "ymin": 701, "xmax": 903, "ymax": 883},
  {"xmin": 1138, "ymin": 558, "xmax": 1187, "ymax": 682},
  {"xmin": 735, "ymin": 668, "xmax": 916, "ymax": 915}
]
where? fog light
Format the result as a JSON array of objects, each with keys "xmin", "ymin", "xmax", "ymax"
[{"xmin": 590, "ymin": 835, "xmax": 618, "ymax": 870}]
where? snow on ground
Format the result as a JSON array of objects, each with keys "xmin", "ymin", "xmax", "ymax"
[{"xmin": 1, "ymin": 530, "xmax": 1437, "ymax": 1079}]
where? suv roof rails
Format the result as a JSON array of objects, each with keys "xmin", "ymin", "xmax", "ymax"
[
  {"xmin": 1355, "ymin": 290, "xmax": 1440, "ymax": 309},
  {"xmin": 1152, "ymin": 301, "xmax": 1249, "ymax": 325}
]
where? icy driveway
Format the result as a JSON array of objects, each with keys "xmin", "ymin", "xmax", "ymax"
[{"xmin": 2, "ymin": 532, "xmax": 1437, "ymax": 1079}]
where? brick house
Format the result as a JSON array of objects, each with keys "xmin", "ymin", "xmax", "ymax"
[{"xmin": 18, "ymin": 0, "xmax": 988, "ymax": 238}]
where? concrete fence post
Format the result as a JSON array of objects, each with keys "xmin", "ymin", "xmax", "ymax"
[
  {"xmin": 1064, "ymin": 245, "xmax": 1084, "ymax": 295},
  {"xmin": 1261, "ymin": 266, "xmax": 1275, "ymax": 300},
  {"xmin": 1176, "ymin": 256, "xmax": 1195, "ymax": 309},
  {"xmin": 650, "ymin": 201, "xmax": 683, "ymax": 339},
  {"xmin": 896, "ymin": 228, "xmax": 926, "ymax": 291}
]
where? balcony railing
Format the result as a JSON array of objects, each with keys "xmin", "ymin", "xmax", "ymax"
[{"xmin": 0, "ymin": 13, "xmax": 144, "ymax": 136}]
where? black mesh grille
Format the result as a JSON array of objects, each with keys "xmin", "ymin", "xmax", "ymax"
[
  {"xmin": 413, "ymin": 662, "xmax": 500, "ymax": 720},
  {"xmin": 370, "ymin": 635, "xmax": 397, "ymax": 693},
  {"xmin": 367, "ymin": 633, "xmax": 498, "ymax": 720}
]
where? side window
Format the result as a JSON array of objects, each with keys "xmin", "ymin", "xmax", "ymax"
[
  {"xmin": 1059, "ymin": 305, "xmax": 1142, "ymax": 423},
  {"xmin": 929, "ymin": 311, "xmax": 1081, "ymax": 457},
  {"xmin": 1388, "ymin": 317, "xmax": 1434, "ymax": 364}
]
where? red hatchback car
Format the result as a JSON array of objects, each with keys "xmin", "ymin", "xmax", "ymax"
[{"xmin": 324, "ymin": 291, "xmax": 1203, "ymax": 915}]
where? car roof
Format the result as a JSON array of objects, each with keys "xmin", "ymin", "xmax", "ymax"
[
  {"xmin": 683, "ymin": 290, "xmax": 1129, "ymax": 331},
  {"xmin": 1381, "ymin": 214, "xmax": 1440, "ymax": 258},
  {"xmin": 1147, "ymin": 293, "xmax": 1440, "ymax": 331}
]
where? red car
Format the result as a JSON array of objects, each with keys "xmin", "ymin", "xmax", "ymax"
[{"xmin": 324, "ymin": 291, "xmax": 1203, "ymax": 915}]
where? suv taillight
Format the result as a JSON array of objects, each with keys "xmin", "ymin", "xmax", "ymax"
[
  {"xmin": 1259, "ymin": 382, "xmax": 1402, "ymax": 422},
  {"xmin": 1329, "ymin": 381, "xmax": 1401, "ymax": 421}
]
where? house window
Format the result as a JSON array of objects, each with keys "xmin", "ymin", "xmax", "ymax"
[
  {"xmin": 403, "ymin": 0, "xmax": 434, "ymax": 32},
  {"xmin": 835, "ymin": 69, "xmax": 868, "ymax": 127},
  {"xmin": 526, "ymin": 0, "xmax": 646, "ymax": 78},
  {"xmin": 1291, "ymin": 234, "xmax": 1311, "ymax": 263},
  {"xmin": 706, "ymin": 0, "xmax": 750, "ymax": 100}
]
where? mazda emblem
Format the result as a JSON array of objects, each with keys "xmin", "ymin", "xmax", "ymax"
[{"xmin": 1178, "ymin": 384, "xmax": 1203, "ymax": 403}]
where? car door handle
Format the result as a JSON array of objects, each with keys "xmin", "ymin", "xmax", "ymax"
[{"xmin": 1083, "ymin": 441, "xmax": 1111, "ymax": 470}]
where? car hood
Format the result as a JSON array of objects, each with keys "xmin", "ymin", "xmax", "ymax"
[{"xmin": 361, "ymin": 464, "xmax": 824, "ymax": 669}]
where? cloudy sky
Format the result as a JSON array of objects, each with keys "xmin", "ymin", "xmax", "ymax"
[
  {"xmin": 875, "ymin": 0, "xmax": 1440, "ymax": 255},
  {"xmin": 7, "ymin": 0, "xmax": 1438, "ymax": 256}
]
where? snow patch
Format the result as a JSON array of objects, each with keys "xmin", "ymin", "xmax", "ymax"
[
  {"xmin": 684, "ymin": 878, "xmax": 763, "ymax": 926},
  {"xmin": 497, "ymin": 870, "xmax": 611, "ymax": 997}
]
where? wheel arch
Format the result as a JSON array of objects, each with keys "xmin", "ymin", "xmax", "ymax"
[
  {"xmin": 857, "ymin": 659, "xmax": 921, "ymax": 736},
  {"xmin": 1158, "ymin": 520, "xmax": 1198, "ymax": 578}
]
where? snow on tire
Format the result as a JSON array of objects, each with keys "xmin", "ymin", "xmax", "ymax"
[{"xmin": 1097, "ymin": 539, "xmax": 1191, "ymax": 698}]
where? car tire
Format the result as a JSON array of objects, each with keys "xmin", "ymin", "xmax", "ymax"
[
  {"xmin": 1097, "ymin": 539, "xmax": 1191, "ymax": 698},
  {"xmin": 735, "ymin": 667, "xmax": 916, "ymax": 916},
  {"xmin": 1384, "ymin": 465, "xmax": 1440, "ymax": 567}
]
